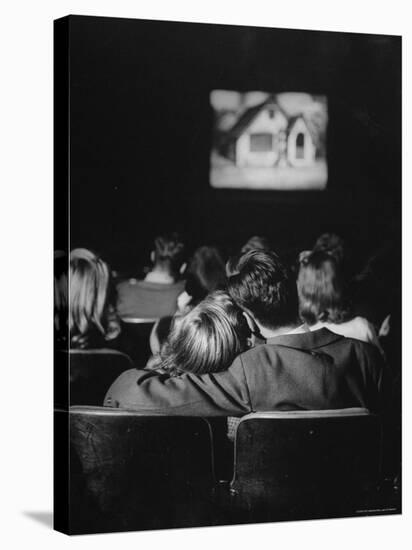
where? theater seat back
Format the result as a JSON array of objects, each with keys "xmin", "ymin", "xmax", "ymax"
[
  {"xmin": 65, "ymin": 407, "xmax": 215, "ymax": 533},
  {"xmin": 55, "ymin": 349, "xmax": 134, "ymax": 407},
  {"xmin": 118, "ymin": 319, "xmax": 157, "ymax": 366},
  {"xmin": 230, "ymin": 408, "xmax": 381, "ymax": 519}
]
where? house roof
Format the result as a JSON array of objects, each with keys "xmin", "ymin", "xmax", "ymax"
[
  {"xmin": 226, "ymin": 95, "xmax": 288, "ymax": 141},
  {"xmin": 287, "ymin": 115, "xmax": 317, "ymax": 141}
]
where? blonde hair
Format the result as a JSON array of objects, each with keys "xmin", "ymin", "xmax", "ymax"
[
  {"xmin": 69, "ymin": 248, "xmax": 120, "ymax": 348},
  {"xmin": 161, "ymin": 291, "xmax": 249, "ymax": 375}
]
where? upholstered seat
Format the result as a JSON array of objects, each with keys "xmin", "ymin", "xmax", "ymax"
[
  {"xmin": 62, "ymin": 406, "xmax": 215, "ymax": 534},
  {"xmin": 226, "ymin": 408, "xmax": 383, "ymax": 522},
  {"xmin": 55, "ymin": 349, "xmax": 134, "ymax": 407},
  {"xmin": 117, "ymin": 319, "xmax": 158, "ymax": 366}
]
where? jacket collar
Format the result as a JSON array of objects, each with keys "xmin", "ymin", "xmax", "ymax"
[{"xmin": 266, "ymin": 328, "xmax": 343, "ymax": 350}]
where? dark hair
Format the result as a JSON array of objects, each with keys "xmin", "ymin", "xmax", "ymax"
[
  {"xmin": 297, "ymin": 250, "xmax": 350, "ymax": 325},
  {"xmin": 312, "ymin": 233, "xmax": 344, "ymax": 264},
  {"xmin": 153, "ymin": 233, "xmax": 186, "ymax": 277},
  {"xmin": 227, "ymin": 250, "xmax": 298, "ymax": 330},
  {"xmin": 241, "ymin": 235, "xmax": 271, "ymax": 254},
  {"xmin": 161, "ymin": 291, "xmax": 249, "ymax": 375},
  {"xmin": 185, "ymin": 246, "xmax": 226, "ymax": 305},
  {"xmin": 155, "ymin": 316, "xmax": 175, "ymax": 347}
]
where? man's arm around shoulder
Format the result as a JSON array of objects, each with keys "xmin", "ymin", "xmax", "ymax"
[{"xmin": 103, "ymin": 356, "xmax": 252, "ymax": 417}]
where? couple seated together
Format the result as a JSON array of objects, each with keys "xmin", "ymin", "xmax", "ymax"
[{"xmin": 104, "ymin": 249, "xmax": 385, "ymax": 417}]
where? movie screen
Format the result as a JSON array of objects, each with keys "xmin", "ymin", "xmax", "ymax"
[{"xmin": 210, "ymin": 90, "xmax": 328, "ymax": 190}]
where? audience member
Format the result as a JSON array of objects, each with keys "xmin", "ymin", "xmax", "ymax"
[
  {"xmin": 297, "ymin": 250, "xmax": 383, "ymax": 352},
  {"xmin": 241, "ymin": 235, "xmax": 271, "ymax": 254},
  {"xmin": 312, "ymin": 232, "xmax": 344, "ymax": 264},
  {"xmin": 147, "ymin": 290, "xmax": 251, "ymax": 459},
  {"xmin": 298, "ymin": 232, "xmax": 344, "ymax": 267},
  {"xmin": 177, "ymin": 245, "xmax": 226, "ymax": 313},
  {"xmin": 350, "ymin": 238, "xmax": 401, "ymax": 328},
  {"xmin": 159, "ymin": 291, "xmax": 249, "ymax": 375},
  {"xmin": 117, "ymin": 233, "xmax": 186, "ymax": 319},
  {"xmin": 104, "ymin": 250, "xmax": 385, "ymax": 416},
  {"xmin": 69, "ymin": 248, "xmax": 121, "ymax": 349},
  {"xmin": 145, "ymin": 291, "xmax": 249, "ymax": 370}
]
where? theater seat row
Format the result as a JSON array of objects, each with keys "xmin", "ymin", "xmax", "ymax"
[{"xmin": 54, "ymin": 406, "xmax": 396, "ymax": 535}]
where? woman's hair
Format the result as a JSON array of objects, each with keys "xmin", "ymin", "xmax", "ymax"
[
  {"xmin": 69, "ymin": 248, "xmax": 120, "ymax": 348},
  {"xmin": 153, "ymin": 233, "xmax": 186, "ymax": 278},
  {"xmin": 185, "ymin": 246, "xmax": 227, "ymax": 306},
  {"xmin": 161, "ymin": 291, "xmax": 250, "ymax": 375},
  {"xmin": 312, "ymin": 232, "xmax": 344, "ymax": 264},
  {"xmin": 297, "ymin": 250, "xmax": 350, "ymax": 326}
]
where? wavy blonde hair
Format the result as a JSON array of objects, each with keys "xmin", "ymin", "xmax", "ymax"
[
  {"xmin": 69, "ymin": 248, "xmax": 120, "ymax": 348},
  {"xmin": 161, "ymin": 290, "xmax": 250, "ymax": 375}
]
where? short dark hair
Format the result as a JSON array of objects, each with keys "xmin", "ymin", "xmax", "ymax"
[
  {"xmin": 153, "ymin": 233, "xmax": 185, "ymax": 276},
  {"xmin": 297, "ymin": 250, "xmax": 349, "ymax": 325},
  {"xmin": 227, "ymin": 250, "xmax": 298, "ymax": 330},
  {"xmin": 241, "ymin": 235, "xmax": 271, "ymax": 254}
]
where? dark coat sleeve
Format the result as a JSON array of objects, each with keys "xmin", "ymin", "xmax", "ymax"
[
  {"xmin": 355, "ymin": 341, "xmax": 389, "ymax": 413},
  {"xmin": 103, "ymin": 356, "xmax": 253, "ymax": 416}
]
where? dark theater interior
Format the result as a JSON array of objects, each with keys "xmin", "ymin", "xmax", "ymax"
[{"xmin": 54, "ymin": 15, "xmax": 401, "ymax": 534}]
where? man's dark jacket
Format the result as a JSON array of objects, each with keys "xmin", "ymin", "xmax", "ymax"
[{"xmin": 104, "ymin": 329, "xmax": 385, "ymax": 415}]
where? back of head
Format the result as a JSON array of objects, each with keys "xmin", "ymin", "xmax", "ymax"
[
  {"xmin": 161, "ymin": 290, "xmax": 249, "ymax": 375},
  {"xmin": 227, "ymin": 250, "xmax": 298, "ymax": 330},
  {"xmin": 186, "ymin": 246, "xmax": 226, "ymax": 304},
  {"xmin": 297, "ymin": 250, "xmax": 349, "ymax": 325},
  {"xmin": 69, "ymin": 248, "xmax": 119, "ymax": 348},
  {"xmin": 241, "ymin": 235, "xmax": 271, "ymax": 254},
  {"xmin": 153, "ymin": 233, "xmax": 186, "ymax": 278},
  {"xmin": 313, "ymin": 232, "xmax": 344, "ymax": 264}
]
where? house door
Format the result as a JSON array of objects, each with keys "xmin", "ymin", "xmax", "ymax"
[{"xmin": 296, "ymin": 133, "xmax": 305, "ymax": 159}]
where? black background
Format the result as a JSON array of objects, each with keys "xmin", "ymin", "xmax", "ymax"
[{"xmin": 66, "ymin": 15, "xmax": 401, "ymax": 273}]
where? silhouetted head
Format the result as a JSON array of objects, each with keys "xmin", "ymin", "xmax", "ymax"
[
  {"xmin": 241, "ymin": 235, "xmax": 271, "ymax": 254},
  {"xmin": 151, "ymin": 233, "xmax": 186, "ymax": 279},
  {"xmin": 184, "ymin": 245, "xmax": 226, "ymax": 306},
  {"xmin": 312, "ymin": 232, "xmax": 344, "ymax": 264},
  {"xmin": 227, "ymin": 250, "xmax": 299, "ymax": 331},
  {"xmin": 297, "ymin": 250, "xmax": 349, "ymax": 326}
]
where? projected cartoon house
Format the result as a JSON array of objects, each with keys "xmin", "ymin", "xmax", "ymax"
[{"xmin": 222, "ymin": 97, "xmax": 316, "ymax": 168}]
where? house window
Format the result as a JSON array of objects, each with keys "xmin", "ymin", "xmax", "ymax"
[
  {"xmin": 296, "ymin": 132, "xmax": 305, "ymax": 159},
  {"xmin": 250, "ymin": 133, "xmax": 273, "ymax": 152},
  {"xmin": 268, "ymin": 108, "xmax": 275, "ymax": 119}
]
